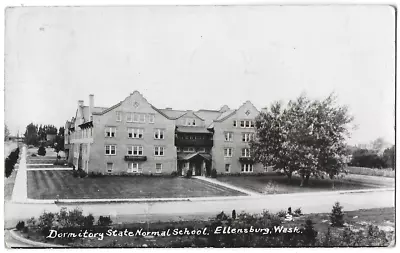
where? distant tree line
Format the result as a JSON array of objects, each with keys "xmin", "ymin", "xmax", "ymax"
[
  {"xmin": 349, "ymin": 145, "xmax": 395, "ymax": 169},
  {"xmin": 24, "ymin": 123, "xmax": 64, "ymax": 151}
]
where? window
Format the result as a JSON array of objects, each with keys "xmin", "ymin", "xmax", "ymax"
[
  {"xmin": 240, "ymin": 120, "xmax": 254, "ymax": 128},
  {"xmin": 233, "ymin": 120, "xmax": 237, "ymax": 127},
  {"xmin": 154, "ymin": 129, "xmax": 165, "ymax": 139},
  {"xmin": 148, "ymin": 114, "xmax": 155, "ymax": 123},
  {"xmin": 224, "ymin": 132, "xmax": 233, "ymax": 142},
  {"xmin": 105, "ymin": 145, "xmax": 116, "ymax": 155},
  {"xmin": 128, "ymin": 162, "xmax": 139, "ymax": 173},
  {"xmin": 116, "ymin": 111, "xmax": 122, "ymax": 122},
  {"xmin": 242, "ymin": 133, "xmax": 253, "ymax": 142},
  {"xmin": 155, "ymin": 163, "xmax": 162, "ymax": 174},
  {"xmin": 224, "ymin": 148, "xmax": 233, "ymax": 157},
  {"xmin": 154, "ymin": 146, "xmax": 165, "ymax": 156},
  {"xmin": 128, "ymin": 128, "xmax": 143, "ymax": 138},
  {"xmin": 198, "ymin": 147, "xmax": 206, "ymax": 153},
  {"xmin": 106, "ymin": 162, "xmax": 113, "ymax": 173},
  {"xmin": 127, "ymin": 146, "xmax": 143, "ymax": 156},
  {"xmin": 225, "ymin": 164, "xmax": 231, "ymax": 173},
  {"xmin": 105, "ymin": 127, "xmax": 116, "ymax": 137},
  {"xmin": 133, "ymin": 113, "xmax": 146, "ymax": 123},
  {"xmin": 183, "ymin": 147, "xmax": 195, "ymax": 152},
  {"xmin": 185, "ymin": 118, "xmax": 196, "ymax": 126},
  {"xmin": 241, "ymin": 148, "xmax": 251, "ymax": 157},
  {"xmin": 126, "ymin": 113, "xmax": 132, "ymax": 122},
  {"xmin": 241, "ymin": 164, "xmax": 253, "ymax": 173}
]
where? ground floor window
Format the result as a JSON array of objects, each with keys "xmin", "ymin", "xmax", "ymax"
[
  {"xmin": 128, "ymin": 162, "xmax": 142, "ymax": 173},
  {"xmin": 155, "ymin": 163, "xmax": 162, "ymax": 173},
  {"xmin": 225, "ymin": 164, "xmax": 231, "ymax": 173},
  {"xmin": 241, "ymin": 163, "xmax": 253, "ymax": 173},
  {"xmin": 106, "ymin": 162, "xmax": 113, "ymax": 173}
]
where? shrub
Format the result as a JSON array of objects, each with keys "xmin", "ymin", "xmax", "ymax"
[
  {"xmin": 78, "ymin": 169, "xmax": 87, "ymax": 178},
  {"xmin": 330, "ymin": 202, "xmax": 344, "ymax": 227},
  {"xmin": 5, "ymin": 158, "xmax": 14, "ymax": 178},
  {"xmin": 89, "ymin": 172, "xmax": 105, "ymax": 178},
  {"xmin": 294, "ymin": 208, "xmax": 302, "ymax": 216},
  {"xmin": 16, "ymin": 221, "xmax": 25, "ymax": 230},
  {"xmin": 72, "ymin": 170, "xmax": 79, "ymax": 178},
  {"xmin": 186, "ymin": 169, "xmax": 193, "ymax": 178},
  {"xmin": 38, "ymin": 146, "xmax": 46, "ymax": 156},
  {"xmin": 83, "ymin": 214, "xmax": 95, "ymax": 228},
  {"xmin": 170, "ymin": 171, "xmax": 178, "ymax": 177},
  {"xmin": 26, "ymin": 217, "xmax": 37, "ymax": 227},
  {"xmin": 31, "ymin": 153, "xmax": 37, "ymax": 157},
  {"xmin": 211, "ymin": 169, "xmax": 218, "ymax": 178},
  {"xmin": 232, "ymin": 210, "xmax": 236, "ymax": 220},
  {"xmin": 302, "ymin": 219, "xmax": 318, "ymax": 245},
  {"xmin": 276, "ymin": 210, "xmax": 287, "ymax": 218},
  {"xmin": 38, "ymin": 212, "xmax": 55, "ymax": 235},
  {"xmin": 97, "ymin": 216, "xmax": 113, "ymax": 227}
]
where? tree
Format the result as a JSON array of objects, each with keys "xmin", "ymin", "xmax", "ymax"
[
  {"xmin": 382, "ymin": 145, "xmax": 395, "ymax": 169},
  {"xmin": 38, "ymin": 145, "xmax": 46, "ymax": 156},
  {"xmin": 250, "ymin": 93, "xmax": 353, "ymax": 187},
  {"xmin": 24, "ymin": 123, "xmax": 39, "ymax": 146},
  {"xmin": 4, "ymin": 124, "xmax": 10, "ymax": 141}
]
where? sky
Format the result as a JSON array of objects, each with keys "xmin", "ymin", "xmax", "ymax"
[{"xmin": 4, "ymin": 6, "xmax": 395, "ymax": 145}]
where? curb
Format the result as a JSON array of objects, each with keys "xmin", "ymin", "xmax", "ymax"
[{"xmin": 8, "ymin": 229, "xmax": 68, "ymax": 248}]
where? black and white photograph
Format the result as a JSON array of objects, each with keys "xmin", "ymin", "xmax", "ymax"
[{"xmin": 2, "ymin": 3, "xmax": 396, "ymax": 248}]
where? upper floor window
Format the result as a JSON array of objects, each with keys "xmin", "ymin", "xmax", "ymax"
[
  {"xmin": 154, "ymin": 129, "xmax": 165, "ymax": 139},
  {"xmin": 127, "ymin": 146, "xmax": 143, "ymax": 156},
  {"xmin": 233, "ymin": 120, "xmax": 237, "ymax": 127},
  {"xmin": 128, "ymin": 128, "xmax": 143, "ymax": 139},
  {"xmin": 105, "ymin": 127, "xmax": 116, "ymax": 137},
  {"xmin": 105, "ymin": 145, "xmax": 116, "ymax": 155},
  {"xmin": 185, "ymin": 118, "xmax": 196, "ymax": 126},
  {"xmin": 242, "ymin": 133, "xmax": 253, "ymax": 142},
  {"xmin": 198, "ymin": 147, "xmax": 206, "ymax": 153},
  {"xmin": 116, "ymin": 111, "xmax": 122, "ymax": 122},
  {"xmin": 148, "ymin": 114, "xmax": 155, "ymax": 124},
  {"xmin": 224, "ymin": 132, "xmax": 233, "ymax": 142},
  {"xmin": 224, "ymin": 148, "xmax": 233, "ymax": 157},
  {"xmin": 133, "ymin": 113, "xmax": 146, "ymax": 123},
  {"xmin": 183, "ymin": 147, "xmax": 195, "ymax": 153},
  {"xmin": 126, "ymin": 113, "xmax": 132, "ymax": 122},
  {"xmin": 154, "ymin": 146, "xmax": 165, "ymax": 156},
  {"xmin": 241, "ymin": 148, "xmax": 251, "ymax": 157},
  {"xmin": 240, "ymin": 120, "xmax": 254, "ymax": 128}
]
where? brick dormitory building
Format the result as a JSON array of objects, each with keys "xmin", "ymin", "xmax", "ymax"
[{"xmin": 64, "ymin": 91, "xmax": 268, "ymax": 176}]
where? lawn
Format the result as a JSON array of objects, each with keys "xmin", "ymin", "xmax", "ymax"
[
  {"xmin": 27, "ymin": 170, "xmax": 246, "ymax": 199},
  {"xmin": 216, "ymin": 173, "xmax": 386, "ymax": 194}
]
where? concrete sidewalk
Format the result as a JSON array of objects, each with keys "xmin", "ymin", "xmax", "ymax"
[
  {"xmin": 11, "ymin": 146, "xmax": 28, "ymax": 202},
  {"xmin": 193, "ymin": 176, "xmax": 261, "ymax": 196}
]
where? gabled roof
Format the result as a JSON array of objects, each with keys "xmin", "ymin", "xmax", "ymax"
[
  {"xmin": 215, "ymin": 109, "xmax": 237, "ymax": 122},
  {"xmin": 158, "ymin": 109, "xmax": 187, "ymax": 119},
  {"xmin": 176, "ymin": 126, "xmax": 213, "ymax": 134},
  {"xmin": 195, "ymin": 110, "xmax": 222, "ymax": 126}
]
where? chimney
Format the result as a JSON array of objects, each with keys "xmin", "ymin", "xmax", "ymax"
[
  {"xmin": 78, "ymin": 100, "xmax": 84, "ymax": 107},
  {"xmin": 89, "ymin": 94, "xmax": 94, "ymax": 121}
]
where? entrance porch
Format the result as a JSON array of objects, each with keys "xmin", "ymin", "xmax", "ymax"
[{"xmin": 177, "ymin": 152, "xmax": 212, "ymax": 176}]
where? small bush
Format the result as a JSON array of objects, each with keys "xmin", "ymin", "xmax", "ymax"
[
  {"xmin": 26, "ymin": 217, "xmax": 37, "ymax": 227},
  {"xmin": 38, "ymin": 212, "xmax": 55, "ymax": 235},
  {"xmin": 72, "ymin": 170, "xmax": 79, "ymax": 178},
  {"xmin": 303, "ymin": 219, "xmax": 318, "ymax": 245},
  {"xmin": 31, "ymin": 153, "xmax": 37, "ymax": 157},
  {"xmin": 78, "ymin": 169, "xmax": 87, "ymax": 178},
  {"xmin": 276, "ymin": 210, "xmax": 287, "ymax": 218},
  {"xmin": 97, "ymin": 216, "xmax": 112, "ymax": 227},
  {"xmin": 186, "ymin": 169, "xmax": 193, "ymax": 178},
  {"xmin": 16, "ymin": 221, "xmax": 25, "ymax": 230},
  {"xmin": 294, "ymin": 208, "xmax": 302, "ymax": 216},
  {"xmin": 170, "ymin": 171, "xmax": 178, "ymax": 177},
  {"xmin": 232, "ymin": 210, "xmax": 236, "ymax": 220},
  {"xmin": 89, "ymin": 172, "xmax": 105, "ymax": 178},
  {"xmin": 211, "ymin": 169, "xmax": 218, "ymax": 178},
  {"xmin": 83, "ymin": 214, "xmax": 95, "ymax": 228},
  {"xmin": 22, "ymin": 226, "xmax": 29, "ymax": 234},
  {"xmin": 38, "ymin": 146, "xmax": 46, "ymax": 156},
  {"xmin": 330, "ymin": 202, "xmax": 344, "ymax": 227}
]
